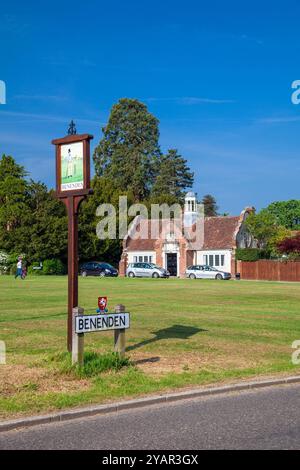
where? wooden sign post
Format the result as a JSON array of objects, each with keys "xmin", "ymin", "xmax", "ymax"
[
  {"xmin": 72, "ymin": 305, "xmax": 130, "ymax": 365},
  {"xmin": 52, "ymin": 125, "xmax": 93, "ymax": 352}
]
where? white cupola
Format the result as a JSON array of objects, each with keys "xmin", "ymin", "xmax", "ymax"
[{"xmin": 184, "ymin": 191, "xmax": 197, "ymax": 226}]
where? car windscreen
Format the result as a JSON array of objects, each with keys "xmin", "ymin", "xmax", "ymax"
[
  {"xmin": 100, "ymin": 263, "xmax": 114, "ymax": 269},
  {"xmin": 82, "ymin": 263, "xmax": 92, "ymax": 268}
]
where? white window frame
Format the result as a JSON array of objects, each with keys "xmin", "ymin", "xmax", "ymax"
[{"xmin": 204, "ymin": 253, "xmax": 225, "ymax": 267}]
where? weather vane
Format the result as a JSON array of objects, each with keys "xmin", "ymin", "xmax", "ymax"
[{"xmin": 67, "ymin": 120, "xmax": 77, "ymax": 135}]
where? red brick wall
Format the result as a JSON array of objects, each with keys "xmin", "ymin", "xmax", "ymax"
[
  {"xmin": 155, "ymin": 244, "xmax": 163, "ymax": 267},
  {"xmin": 185, "ymin": 250, "xmax": 194, "ymax": 275},
  {"xmin": 118, "ymin": 252, "xmax": 128, "ymax": 277},
  {"xmin": 178, "ymin": 245, "xmax": 184, "ymax": 277},
  {"xmin": 231, "ymin": 255, "xmax": 237, "ymax": 276}
]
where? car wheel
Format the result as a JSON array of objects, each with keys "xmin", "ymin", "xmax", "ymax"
[
  {"xmin": 189, "ymin": 273, "xmax": 196, "ymax": 279},
  {"xmin": 81, "ymin": 271, "xmax": 87, "ymax": 277},
  {"xmin": 216, "ymin": 274, "xmax": 223, "ymax": 280},
  {"xmin": 128, "ymin": 271, "xmax": 135, "ymax": 278},
  {"xmin": 152, "ymin": 272, "xmax": 159, "ymax": 278}
]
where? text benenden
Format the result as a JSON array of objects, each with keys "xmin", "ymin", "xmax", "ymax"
[{"xmin": 75, "ymin": 313, "xmax": 130, "ymax": 333}]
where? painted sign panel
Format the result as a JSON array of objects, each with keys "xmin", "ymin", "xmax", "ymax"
[
  {"xmin": 98, "ymin": 296, "xmax": 108, "ymax": 311},
  {"xmin": 61, "ymin": 141, "xmax": 84, "ymax": 192},
  {"xmin": 75, "ymin": 313, "xmax": 130, "ymax": 334}
]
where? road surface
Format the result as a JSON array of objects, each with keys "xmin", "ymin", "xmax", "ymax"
[{"xmin": 1, "ymin": 383, "xmax": 300, "ymax": 450}]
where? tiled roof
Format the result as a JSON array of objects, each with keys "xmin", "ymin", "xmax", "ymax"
[
  {"xmin": 202, "ymin": 216, "xmax": 240, "ymax": 250},
  {"xmin": 124, "ymin": 215, "xmax": 243, "ymax": 251}
]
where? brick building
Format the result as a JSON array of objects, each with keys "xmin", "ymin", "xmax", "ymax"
[{"xmin": 119, "ymin": 192, "xmax": 254, "ymax": 277}]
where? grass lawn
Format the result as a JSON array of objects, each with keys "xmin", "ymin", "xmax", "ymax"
[{"xmin": 1, "ymin": 275, "xmax": 300, "ymax": 419}]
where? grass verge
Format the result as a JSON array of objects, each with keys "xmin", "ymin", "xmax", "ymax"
[{"xmin": 1, "ymin": 276, "xmax": 300, "ymax": 419}]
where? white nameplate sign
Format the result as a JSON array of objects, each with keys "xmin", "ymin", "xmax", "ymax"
[{"xmin": 75, "ymin": 313, "xmax": 130, "ymax": 334}]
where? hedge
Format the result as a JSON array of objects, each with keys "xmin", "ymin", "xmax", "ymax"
[
  {"xmin": 27, "ymin": 259, "xmax": 66, "ymax": 275},
  {"xmin": 42, "ymin": 259, "xmax": 66, "ymax": 275},
  {"xmin": 235, "ymin": 248, "xmax": 271, "ymax": 262}
]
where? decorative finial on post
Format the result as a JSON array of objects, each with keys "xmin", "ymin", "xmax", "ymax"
[{"xmin": 68, "ymin": 120, "xmax": 77, "ymax": 135}]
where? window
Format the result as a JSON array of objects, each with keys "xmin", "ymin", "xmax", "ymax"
[
  {"xmin": 100, "ymin": 263, "xmax": 113, "ymax": 269},
  {"xmin": 203, "ymin": 254, "xmax": 224, "ymax": 267},
  {"xmin": 134, "ymin": 255, "xmax": 154, "ymax": 263}
]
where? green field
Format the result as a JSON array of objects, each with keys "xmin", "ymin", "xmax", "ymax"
[
  {"xmin": 1, "ymin": 276, "xmax": 300, "ymax": 419},
  {"xmin": 61, "ymin": 159, "xmax": 83, "ymax": 184}
]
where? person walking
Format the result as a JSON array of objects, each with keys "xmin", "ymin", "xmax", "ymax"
[
  {"xmin": 21, "ymin": 263, "xmax": 27, "ymax": 279},
  {"xmin": 15, "ymin": 257, "xmax": 23, "ymax": 279}
]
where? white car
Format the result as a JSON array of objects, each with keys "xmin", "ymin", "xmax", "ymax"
[{"xmin": 186, "ymin": 265, "xmax": 231, "ymax": 280}]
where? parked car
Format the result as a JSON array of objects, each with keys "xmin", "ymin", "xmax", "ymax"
[
  {"xmin": 126, "ymin": 262, "xmax": 170, "ymax": 278},
  {"xmin": 186, "ymin": 265, "xmax": 231, "ymax": 280},
  {"xmin": 80, "ymin": 262, "xmax": 118, "ymax": 277}
]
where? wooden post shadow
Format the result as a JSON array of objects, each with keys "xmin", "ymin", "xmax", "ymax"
[{"xmin": 126, "ymin": 324, "xmax": 207, "ymax": 352}]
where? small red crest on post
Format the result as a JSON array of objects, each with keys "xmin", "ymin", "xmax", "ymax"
[{"xmin": 98, "ymin": 296, "xmax": 108, "ymax": 311}]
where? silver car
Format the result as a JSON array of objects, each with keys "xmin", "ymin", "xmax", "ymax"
[
  {"xmin": 126, "ymin": 262, "xmax": 170, "ymax": 278},
  {"xmin": 186, "ymin": 265, "xmax": 231, "ymax": 280}
]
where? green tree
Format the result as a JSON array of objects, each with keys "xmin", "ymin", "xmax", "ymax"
[
  {"xmin": 268, "ymin": 225, "xmax": 291, "ymax": 254},
  {"xmin": 0, "ymin": 154, "xmax": 27, "ymax": 180},
  {"xmin": 24, "ymin": 182, "xmax": 68, "ymax": 262},
  {"xmin": 151, "ymin": 149, "xmax": 194, "ymax": 203},
  {"xmin": 0, "ymin": 155, "xmax": 28, "ymax": 239},
  {"xmin": 93, "ymin": 98, "xmax": 161, "ymax": 201},
  {"xmin": 264, "ymin": 200, "xmax": 300, "ymax": 229},
  {"xmin": 0, "ymin": 155, "xmax": 68, "ymax": 263},
  {"xmin": 202, "ymin": 194, "xmax": 218, "ymax": 217},
  {"xmin": 78, "ymin": 176, "xmax": 134, "ymax": 266},
  {"xmin": 245, "ymin": 210, "xmax": 282, "ymax": 249}
]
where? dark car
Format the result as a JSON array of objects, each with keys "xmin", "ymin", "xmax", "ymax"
[{"xmin": 80, "ymin": 262, "xmax": 118, "ymax": 277}]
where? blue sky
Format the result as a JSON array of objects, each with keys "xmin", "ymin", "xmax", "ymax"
[{"xmin": 1, "ymin": 0, "xmax": 300, "ymax": 214}]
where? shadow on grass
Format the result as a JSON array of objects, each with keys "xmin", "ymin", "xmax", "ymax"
[
  {"xmin": 127, "ymin": 324, "xmax": 207, "ymax": 352},
  {"xmin": 133, "ymin": 356, "xmax": 161, "ymax": 365},
  {"xmin": 0, "ymin": 312, "xmax": 66, "ymax": 322}
]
